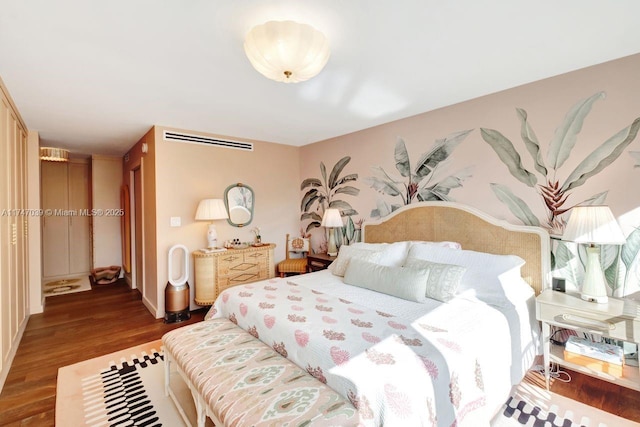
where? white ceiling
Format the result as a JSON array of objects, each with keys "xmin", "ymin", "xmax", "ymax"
[{"xmin": 1, "ymin": 1, "xmax": 639, "ymax": 156}]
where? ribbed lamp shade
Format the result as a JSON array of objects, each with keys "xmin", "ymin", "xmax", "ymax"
[
  {"xmin": 321, "ymin": 208, "xmax": 343, "ymax": 227},
  {"xmin": 563, "ymin": 206, "xmax": 626, "ymax": 245},
  {"xmin": 321, "ymin": 208, "xmax": 342, "ymax": 256},
  {"xmin": 195, "ymin": 199, "xmax": 228, "ymax": 221},
  {"xmin": 244, "ymin": 20, "xmax": 330, "ymax": 83}
]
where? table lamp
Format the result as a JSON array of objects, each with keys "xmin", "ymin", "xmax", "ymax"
[
  {"xmin": 562, "ymin": 205, "xmax": 626, "ymax": 303},
  {"xmin": 321, "ymin": 208, "xmax": 343, "ymax": 256},
  {"xmin": 195, "ymin": 199, "xmax": 228, "ymax": 249}
]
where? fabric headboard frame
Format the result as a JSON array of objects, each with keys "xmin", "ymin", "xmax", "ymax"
[{"xmin": 362, "ymin": 202, "xmax": 551, "ymax": 294}]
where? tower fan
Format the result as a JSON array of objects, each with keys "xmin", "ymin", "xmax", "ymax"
[{"xmin": 164, "ymin": 244, "xmax": 191, "ymax": 323}]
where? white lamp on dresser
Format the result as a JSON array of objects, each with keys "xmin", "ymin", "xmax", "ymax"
[
  {"xmin": 562, "ymin": 205, "xmax": 626, "ymax": 303},
  {"xmin": 195, "ymin": 199, "xmax": 228, "ymax": 249}
]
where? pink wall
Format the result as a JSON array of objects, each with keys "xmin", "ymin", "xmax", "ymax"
[
  {"xmin": 302, "ymin": 54, "xmax": 640, "ymax": 223},
  {"xmin": 300, "ymin": 53, "xmax": 640, "ymax": 294}
]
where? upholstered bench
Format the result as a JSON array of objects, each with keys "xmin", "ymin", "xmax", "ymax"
[{"xmin": 162, "ymin": 318, "xmax": 359, "ymax": 427}]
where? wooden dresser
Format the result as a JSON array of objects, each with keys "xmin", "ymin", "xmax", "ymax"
[{"xmin": 193, "ymin": 244, "xmax": 275, "ymax": 305}]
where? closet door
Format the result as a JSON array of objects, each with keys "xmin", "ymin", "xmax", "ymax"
[
  {"xmin": 41, "ymin": 160, "xmax": 91, "ymax": 278},
  {"xmin": 68, "ymin": 162, "xmax": 90, "ymax": 274},
  {"xmin": 41, "ymin": 162, "xmax": 70, "ymax": 278}
]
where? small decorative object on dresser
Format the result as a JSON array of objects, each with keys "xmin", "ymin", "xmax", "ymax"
[
  {"xmin": 193, "ymin": 243, "xmax": 275, "ymax": 305},
  {"xmin": 306, "ymin": 252, "xmax": 336, "ymax": 272}
]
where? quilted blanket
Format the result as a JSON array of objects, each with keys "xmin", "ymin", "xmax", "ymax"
[{"xmin": 206, "ymin": 277, "xmax": 491, "ymax": 426}]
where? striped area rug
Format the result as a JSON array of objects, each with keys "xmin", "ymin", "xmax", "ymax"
[
  {"xmin": 491, "ymin": 377, "xmax": 639, "ymax": 427},
  {"xmin": 57, "ymin": 340, "xmax": 638, "ymax": 426},
  {"xmin": 56, "ymin": 340, "xmax": 190, "ymax": 427}
]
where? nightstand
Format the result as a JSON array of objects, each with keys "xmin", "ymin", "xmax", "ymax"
[
  {"xmin": 536, "ymin": 289, "xmax": 640, "ymax": 391},
  {"xmin": 307, "ymin": 252, "xmax": 336, "ymax": 272}
]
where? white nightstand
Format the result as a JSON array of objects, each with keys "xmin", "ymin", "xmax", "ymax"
[{"xmin": 536, "ymin": 289, "xmax": 640, "ymax": 391}]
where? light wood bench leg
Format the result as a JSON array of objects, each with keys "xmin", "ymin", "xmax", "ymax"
[
  {"xmin": 196, "ymin": 394, "xmax": 206, "ymax": 427},
  {"xmin": 164, "ymin": 352, "xmax": 171, "ymax": 397}
]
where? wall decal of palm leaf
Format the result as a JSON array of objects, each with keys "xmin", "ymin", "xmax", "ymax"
[
  {"xmin": 631, "ymin": 151, "xmax": 640, "ymax": 168},
  {"xmin": 365, "ymin": 130, "xmax": 474, "ymax": 218},
  {"xmin": 300, "ymin": 156, "xmax": 360, "ymax": 234},
  {"xmin": 481, "ymin": 92, "xmax": 640, "ymax": 233}
]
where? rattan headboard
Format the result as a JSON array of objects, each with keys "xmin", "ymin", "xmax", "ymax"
[{"xmin": 362, "ymin": 202, "xmax": 551, "ymax": 294}]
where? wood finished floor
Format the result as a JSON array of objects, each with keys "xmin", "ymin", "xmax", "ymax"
[
  {"xmin": 0, "ymin": 280, "xmax": 206, "ymax": 426},
  {"xmin": 1, "ymin": 281, "xmax": 640, "ymax": 425}
]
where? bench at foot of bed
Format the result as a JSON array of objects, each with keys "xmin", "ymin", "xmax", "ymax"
[{"xmin": 162, "ymin": 318, "xmax": 359, "ymax": 427}]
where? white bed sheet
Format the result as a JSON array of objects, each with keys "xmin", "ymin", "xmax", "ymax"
[{"xmin": 287, "ymin": 269, "xmax": 541, "ymax": 414}]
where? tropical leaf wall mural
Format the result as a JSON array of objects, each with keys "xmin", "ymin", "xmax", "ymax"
[
  {"xmin": 365, "ymin": 130, "xmax": 474, "ymax": 218},
  {"xmin": 300, "ymin": 156, "xmax": 360, "ymax": 250},
  {"xmin": 481, "ymin": 92, "xmax": 640, "ymax": 233},
  {"xmin": 481, "ymin": 92, "xmax": 640, "ymax": 295}
]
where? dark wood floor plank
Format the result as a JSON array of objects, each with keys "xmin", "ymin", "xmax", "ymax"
[
  {"xmin": 2, "ymin": 279, "xmax": 640, "ymax": 424},
  {"xmin": 0, "ymin": 280, "xmax": 205, "ymax": 426}
]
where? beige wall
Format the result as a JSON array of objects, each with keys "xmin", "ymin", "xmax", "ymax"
[
  {"xmin": 124, "ymin": 126, "xmax": 300, "ymax": 317},
  {"xmin": 91, "ymin": 155, "xmax": 123, "ymax": 270}
]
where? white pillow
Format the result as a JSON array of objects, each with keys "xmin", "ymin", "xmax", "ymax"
[
  {"xmin": 403, "ymin": 257, "xmax": 466, "ymax": 302},
  {"xmin": 406, "ymin": 244, "xmax": 526, "ymax": 307},
  {"xmin": 343, "ymin": 258, "xmax": 429, "ymax": 303},
  {"xmin": 409, "ymin": 241, "xmax": 462, "ymax": 250},
  {"xmin": 350, "ymin": 242, "xmax": 410, "ymax": 267},
  {"xmin": 329, "ymin": 245, "xmax": 382, "ymax": 277},
  {"xmin": 407, "ymin": 242, "xmax": 463, "ymax": 261}
]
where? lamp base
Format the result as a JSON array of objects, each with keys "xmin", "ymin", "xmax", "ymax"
[
  {"xmin": 327, "ymin": 230, "xmax": 338, "ymax": 257},
  {"xmin": 207, "ymin": 223, "xmax": 218, "ymax": 249},
  {"xmin": 580, "ymin": 245, "xmax": 609, "ymax": 304},
  {"xmin": 580, "ymin": 292, "xmax": 608, "ymax": 304}
]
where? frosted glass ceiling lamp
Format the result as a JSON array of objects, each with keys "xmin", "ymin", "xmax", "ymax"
[
  {"xmin": 40, "ymin": 147, "xmax": 69, "ymax": 162},
  {"xmin": 244, "ymin": 20, "xmax": 330, "ymax": 83},
  {"xmin": 195, "ymin": 199, "xmax": 228, "ymax": 248},
  {"xmin": 321, "ymin": 208, "xmax": 343, "ymax": 256},
  {"xmin": 562, "ymin": 205, "xmax": 626, "ymax": 303}
]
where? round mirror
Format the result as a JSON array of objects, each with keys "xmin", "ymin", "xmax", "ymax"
[{"xmin": 224, "ymin": 183, "xmax": 254, "ymax": 227}]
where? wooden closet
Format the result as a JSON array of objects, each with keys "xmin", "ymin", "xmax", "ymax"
[
  {"xmin": 0, "ymin": 76, "xmax": 29, "ymax": 391},
  {"xmin": 41, "ymin": 160, "xmax": 91, "ymax": 279}
]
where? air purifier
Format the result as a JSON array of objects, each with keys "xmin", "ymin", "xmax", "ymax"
[{"xmin": 164, "ymin": 244, "xmax": 191, "ymax": 323}]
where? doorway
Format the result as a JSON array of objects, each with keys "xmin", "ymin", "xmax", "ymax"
[{"xmin": 130, "ymin": 166, "xmax": 144, "ymax": 296}]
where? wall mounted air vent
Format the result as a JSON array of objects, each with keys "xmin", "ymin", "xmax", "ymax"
[{"xmin": 163, "ymin": 131, "xmax": 253, "ymax": 152}]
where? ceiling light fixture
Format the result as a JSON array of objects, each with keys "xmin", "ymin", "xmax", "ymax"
[
  {"xmin": 244, "ymin": 20, "xmax": 330, "ymax": 83},
  {"xmin": 40, "ymin": 147, "xmax": 69, "ymax": 162}
]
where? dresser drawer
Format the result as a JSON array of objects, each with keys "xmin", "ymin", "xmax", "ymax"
[{"xmin": 193, "ymin": 244, "xmax": 275, "ymax": 305}]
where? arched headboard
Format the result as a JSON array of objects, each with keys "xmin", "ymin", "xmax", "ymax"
[{"xmin": 362, "ymin": 202, "xmax": 551, "ymax": 294}]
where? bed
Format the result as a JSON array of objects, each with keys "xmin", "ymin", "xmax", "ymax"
[{"xmin": 203, "ymin": 201, "xmax": 551, "ymax": 426}]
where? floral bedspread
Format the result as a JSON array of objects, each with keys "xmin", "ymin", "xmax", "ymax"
[{"xmin": 206, "ymin": 277, "xmax": 489, "ymax": 426}]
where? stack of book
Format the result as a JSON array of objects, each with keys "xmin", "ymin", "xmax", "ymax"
[{"xmin": 564, "ymin": 336, "xmax": 625, "ymax": 376}]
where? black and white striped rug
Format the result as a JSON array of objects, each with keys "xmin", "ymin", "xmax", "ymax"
[
  {"xmin": 490, "ymin": 380, "xmax": 638, "ymax": 427},
  {"xmin": 79, "ymin": 348, "xmax": 169, "ymax": 426},
  {"xmin": 57, "ymin": 341, "xmax": 187, "ymax": 427},
  {"xmin": 58, "ymin": 342, "xmax": 637, "ymax": 427}
]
